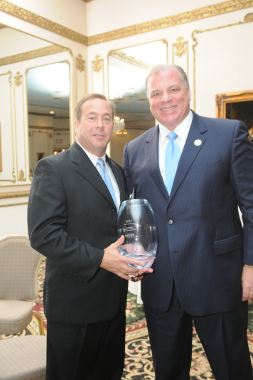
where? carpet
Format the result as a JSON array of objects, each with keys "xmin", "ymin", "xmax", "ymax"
[{"xmin": 2, "ymin": 259, "xmax": 253, "ymax": 379}]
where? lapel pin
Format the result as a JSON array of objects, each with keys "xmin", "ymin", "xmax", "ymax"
[{"xmin": 194, "ymin": 139, "xmax": 202, "ymax": 146}]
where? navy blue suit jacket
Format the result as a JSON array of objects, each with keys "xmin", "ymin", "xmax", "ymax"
[{"xmin": 123, "ymin": 111, "xmax": 253, "ymax": 316}]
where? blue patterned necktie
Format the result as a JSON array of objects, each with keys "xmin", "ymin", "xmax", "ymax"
[
  {"xmin": 97, "ymin": 158, "xmax": 118, "ymax": 210},
  {"xmin": 165, "ymin": 131, "xmax": 181, "ymax": 195}
]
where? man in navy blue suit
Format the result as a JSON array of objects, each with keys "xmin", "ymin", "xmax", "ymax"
[{"xmin": 123, "ymin": 64, "xmax": 253, "ymax": 379}]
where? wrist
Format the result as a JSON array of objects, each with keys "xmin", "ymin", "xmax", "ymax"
[{"xmin": 244, "ymin": 264, "xmax": 253, "ymax": 270}]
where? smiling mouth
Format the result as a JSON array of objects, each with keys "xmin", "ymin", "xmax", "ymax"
[{"xmin": 161, "ymin": 106, "xmax": 177, "ymax": 111}]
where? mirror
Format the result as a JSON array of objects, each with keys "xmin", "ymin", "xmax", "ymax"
[
  {"xmin": 0, "ymin": 24, "xmax": 71, "ymax": 182},
  {"xmin": 108, "ymin": 40, "xmax": 167, "ymax": 165},
  {"xmin": 27, "ymin": 62, "xmax": 70, "ymax": 177}
]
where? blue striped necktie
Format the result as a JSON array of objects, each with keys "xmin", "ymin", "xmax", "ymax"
[
  {"xmin": 165, "ymin": 131, "xmax": 181, "ymax": 195},
  {"xmin": 97, "ymin": 158, "xmax": 118, "ymax": 210}
]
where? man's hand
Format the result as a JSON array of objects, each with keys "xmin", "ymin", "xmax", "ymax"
[
  {"xmin": 242, "ymin": 265, "xmax": 253, "ymax": 301},
  {"xmin": 100, "ymin": 235, "xmax": 153, "ymax": 280}
]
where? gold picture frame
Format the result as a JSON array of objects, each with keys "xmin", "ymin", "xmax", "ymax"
[
  {"xmin": 37, "ymin": 152, "xmax": 45, "ymax": 162},
  {"xmin": 216, "ymin": 90, "xmax": 253, "ymax": 119}
]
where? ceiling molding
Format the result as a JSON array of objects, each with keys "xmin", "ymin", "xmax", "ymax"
[
  {"xmin": 0, "ymin": 45, "xmax": 68, "ymax": 67},
  {"xmin": 87, "ymin": 0, "xmax": 253, "ymax": 45},
  {"xmin": 110, "ymin": 50, "xmax": 153, "ymax": 71},
  {"xmin": 0, "ymin": 0, "xmax": 88, "ymax": 45},
  {"xmin": 0, "ymin": 0, "xmax": 253, "ymax": 46}
]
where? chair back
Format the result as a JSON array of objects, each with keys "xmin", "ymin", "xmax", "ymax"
[{"xmin": 0, "ymin": 235, "xmax": 42, "ymax": 301}]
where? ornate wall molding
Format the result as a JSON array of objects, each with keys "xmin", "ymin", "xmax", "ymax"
[
  {"xmin": 173, "ymin": 37, "xmax": 188, "ymax": 58},
  {"xmin": 1, "ymin": 1, "xmax": 253, "ymax": 46},
  {"xmin": 76, "ymin": 54, "xmax": 85, "ymax": 73},
  {"xmin": 0, "ymin": 202, "xmax": 28, "ymax": 207},
  {"xmin": 92, "ymin": 55, "xmax": 104, "ymax": 93},
  {"xmin": 0, "ymin": 45, "xmax": 67, "ymax": 67},
  {"xmin": 87, "ymin": 0, "xmax": 253, "ymax": 45},
  {"xmin": 110, "ymin": 50, "xmax": 153, "ymax": 71},
  {"xmin": 172, "ymin": 37, "xmax": 189, "ymax": 77},
  {"xmin": 0, "ymin": 71, "xmax": 16, "ymax": 183},
  {"xmin": 191, "ymin": 13, "xmax": 253, "ymax": 111},
  {"xmin": 0, "ymin": 1, "xmax": 88, "ymax": 45},
  {"xmin": 0, "ymin": 191, "xmax": 29, "ymax": 199},
  {"xmin": 92, "ymin": 55, "xmax": 103, "ymax": 73},
  {"xmin": 14, "ymin": 71, "xmax": 22, "ymax": 87}
]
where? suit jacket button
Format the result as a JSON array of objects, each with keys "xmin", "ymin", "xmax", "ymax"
[
  {"xmin": 112, "ymin": 207, "xmax": 116, "ymax": 212},
  {"xmin": 168, "ymin": 220, "xmax": 173, "ymax": 225}
]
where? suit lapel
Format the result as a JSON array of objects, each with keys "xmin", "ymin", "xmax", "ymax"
[
  {"xmin": 70, "ymin": 142, "xmax": 116, "ymax": 206},
  {"xmin": 144, "ymin": 126, "xmax": 169, "ymax": 202},
  {"xmin": 169, "ymin": 112, "xmax": 208, "ymax": 202}
]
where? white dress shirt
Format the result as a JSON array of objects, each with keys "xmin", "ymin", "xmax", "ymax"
[
  {"xmin": 76, "ymin": 141, "xmax": 120, "ymax": 209},
  {"xmin": 158, "ymin": 110, "xmax": 193, "ymax": 184}
]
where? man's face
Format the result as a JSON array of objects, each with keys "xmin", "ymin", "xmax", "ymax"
[
  {"xmin": 148, "ymin": 68, "xmax": 191, "ymax": 131},
  {"xmin": 74, "ymin": 98, "xmax": 114, "ymax": 157}
]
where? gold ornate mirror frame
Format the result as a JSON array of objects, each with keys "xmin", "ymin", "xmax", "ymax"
[{"xmin": 216, "ymin": 90, "xmax": 253, "ymax": 118}]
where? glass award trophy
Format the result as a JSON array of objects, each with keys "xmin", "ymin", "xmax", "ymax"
[{"xmin": 118, "ymin": 199, "xmax": 157, "ymax": 268}]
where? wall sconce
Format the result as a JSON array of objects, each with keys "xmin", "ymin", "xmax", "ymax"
[{"xmin": 117, "ymin": 131, "xmax": 127, "ymax": 137}]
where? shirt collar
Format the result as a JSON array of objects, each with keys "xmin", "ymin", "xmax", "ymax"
[
  {"xmin": 76, "ymin": 140, "xmax": 106, "ymax": 167},
  {"xmin": 159, "ymin": 110, "xmax": 193, "ymax": 144}
]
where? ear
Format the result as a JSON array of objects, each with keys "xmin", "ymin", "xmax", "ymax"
[
  {"xmin": 187, "ymin": 87, "xmax": 191, "ymax": 101},
  {"xmin": 74, "ymin": 119, "xmax": 80, "ymax": 135}
]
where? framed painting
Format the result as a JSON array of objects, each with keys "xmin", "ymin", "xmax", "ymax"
[
  {"xmin": 216, "ymin": 90, "xmax": 253, "ymax": 141},
  {"xmin": 37, "ymin": 152, "xmax": 45, "ymax": 162}
]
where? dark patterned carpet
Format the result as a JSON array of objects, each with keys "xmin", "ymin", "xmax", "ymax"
[{"xmin": 2, "ymin": 259, "xmax": 253, "ymax": 379}]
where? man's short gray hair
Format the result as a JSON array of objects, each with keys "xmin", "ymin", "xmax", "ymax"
[
  {"xmin": 146, "ymin": 64, "xmax": 189, "ymax": 97},
  {"xmin": 75, "ymin": 93, "xmax": 115, "ymax": 123}
]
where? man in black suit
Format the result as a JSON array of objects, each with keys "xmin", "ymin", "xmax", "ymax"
[
  {"xmin": 123, "ymin": 64, "xmax": 253, "ymax": 379},
  {"xmin": 28, "ymin": 93, "xmax": 152, "ymax": 380}
]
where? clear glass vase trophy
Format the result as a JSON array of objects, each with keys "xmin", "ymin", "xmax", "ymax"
[{"xmin": 118, "ymin": 199, "xmax": 157, "ymax": 268}]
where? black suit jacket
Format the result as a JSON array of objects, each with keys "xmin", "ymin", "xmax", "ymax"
[
  {"xmin": 28, "ymin": 141, "xmax": 128, "ymax": 324},
  {"xmin": 124, "ymin": 112, "xmax": 253, "ymax": 316}
]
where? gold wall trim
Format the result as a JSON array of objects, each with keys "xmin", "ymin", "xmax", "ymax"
[
  {"xmin": 0, "ymin": 201, "xmax": 28, "ymax": 207},
  {"xmin": 191, "ymin": 13, "xmax": 253, "ymax": 111},
  {"xmin": 0, "ymin": 72, "xmax": 16, "ymax": 183},
  {"xmin": 0, "ymin": 0, "xmax": 88, "ymax": 45},
  {"xmin": 92, "ymin": 55, "xmax": 104, "ymax": 94},
  {"xmin": 1, "ymin": 1, "xmax": 253, "ymax": 46},
  {"xmin": 0, "ymin": 45, "xmax": 68, "ymax": 67},
  {"xmin": 0, "ymin": 191, "xmax": 29, "ymax": 199},
  {"xmin": 76, "ymin": 54, "xmax": 85, "ymax": 73},
  {"xmin": 172, "ymin": 37, "xmax": 189, "ymax": 76},
  {"xmin": 110, "ymin": 50, "xmax": 153, "ymax": 71},
  {"xmin": 87, "ymin": 0, "xmax": 253, "ymax": 45},
  {"xmin": 92, "ymin": 55, "xmax": 103, "ymax": 73}
]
